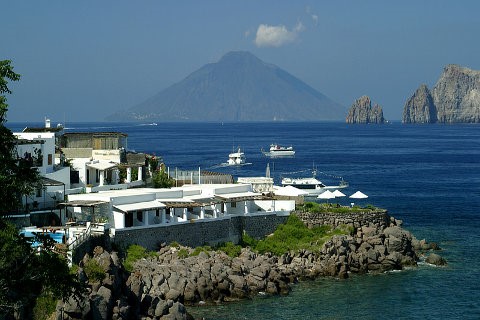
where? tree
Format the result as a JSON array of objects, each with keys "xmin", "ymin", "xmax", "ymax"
[
  {"xmin": 0, "ymin": 219, "xmax": 85, "ymax": 319},
  {"xmin": 152, "ymin": 164, "xmax": 174, "ymax": 188},
  {"xmin": 0, "ymin": 60, "xmax": 84, "ymax": 319},
  {"xmin": 0, "ymin": 60, "xmax": 40, "ymax": 216}
]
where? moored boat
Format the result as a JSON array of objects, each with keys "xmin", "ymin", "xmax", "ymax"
[
  {"xmin": 227, "ymin": 147, "xmax": 247, "ymax": 165},
  {"xmin": 281, "ymin": 170, "xmax": 348, "ymax": 197},
  {"xmin": 262, "ymin": 143, "xmax": 295, "ymax": 157}
]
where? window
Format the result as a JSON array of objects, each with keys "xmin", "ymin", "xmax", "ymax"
[
  {"xmin": 36, "ymin": 187, "xmax": 42, "ymax": 198},
  {"xmin": 48, "ymin": 154, "xmax": 53, "ymax": 165},
  {"xmin": 136, "ymin": 211, "xmax": 143, "ymax": 222},
  {"xmin": 231, "ymin": 202, "xmax": 237, "ymax": 208}
]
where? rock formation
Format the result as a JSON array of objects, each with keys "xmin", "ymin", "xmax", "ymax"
[
  {"xmin": 403, "ymin": 84, "xmax": 436, "ymax": 123},
  {"xmin": 56, "ymin": 210, "xmax": 444, "ymax": 319},
  {"xmin": 346, "ymin": 96, "xmax": 385, "ymax": 124},
  {"xmin": 403, "ymin": 64, "xmax": 480, "ymax": 123}
]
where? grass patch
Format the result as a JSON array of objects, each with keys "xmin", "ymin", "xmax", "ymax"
[
  {"xmin": 241, "ymin": 215, "xmax": 351, "ymax": 256},
  {"xmin": 302, "ymin": 202, "xmax": 380, "ymax": 214}
]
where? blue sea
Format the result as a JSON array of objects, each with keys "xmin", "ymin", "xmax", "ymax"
[{"xmin": 9, "ymin": 121, "xmax": 480, "ymax": 319}]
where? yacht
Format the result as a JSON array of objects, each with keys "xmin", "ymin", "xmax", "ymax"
[
  {"xmin": 281, "ymin": 170, "xmax": 348, "ymax": 197},
  {"xmin": 227, "ymin": 147, "xmax": 247, "ymax": 165},
  {"xmin": 262, "ymin": 144, "xmax": 295, "ymax": 157}
]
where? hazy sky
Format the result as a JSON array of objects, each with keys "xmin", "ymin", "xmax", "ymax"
[{"xmin": 4, "ymin": 0, "xmax": 480, "ymax": 122}]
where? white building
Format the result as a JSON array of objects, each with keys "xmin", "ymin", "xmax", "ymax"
[
  {"xmin": 14, "ymin": 122, "xmax": 70, "ymax": 212},
  {"xmin": 65, "ymin": 183, "xmax": 295, "ymax": 232}
]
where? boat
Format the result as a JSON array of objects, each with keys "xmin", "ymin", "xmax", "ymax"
[
  {"xmin": 281, "ymin": 170, "xmax": 348, "ymax": 197},
  {"xmin": 227, "ymin": 147, "xmax": 247, "ymax": 166},
  {"xmin": 262, "ymin": 144, "xmax": 295, "ymax": 157}
]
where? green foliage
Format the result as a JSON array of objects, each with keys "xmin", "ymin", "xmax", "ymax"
[
  {"xmin": 177, "ymin": 248, "xmax": 189, "ymax": 259},
  {"xmin": 32, "ymin": 291, "xmax": 57, "ymax": 320},
  {"xmin": 190, "ymin": 245, "xmax": 212, "ymax": 257},
  {"xmin": 302, "ymin": 202, "xmax": 379, "ymax": 214},
  {"xmin": 216, "ymin": 242, "xmax": 242, "ymax": 258},
  {"xmin": 83, "ymin": 259, "xmax": 106, "ymax": 283},
  {"xmin": 0, "ymin": 219, "xmax": 85, "ymax": 318},
  {"xmin": 170, "ymin": 241, "xmax": 180, "ymax": 248},
  {"xmin": 0, "ymin": 60, "xmax": 41, "ymax": 216},
  {"xmin": 242, "ymin": 215, "xmax": 349, "ymax": 256},
  {"xmin": 241, "ymin": 232, "xmax": 258, "ymax": 248},
  {"xmin": 152, "ymin": 165, "xmax": 174, "ymax": 188},
  {"xmin": 123, "ymin": 244, "xmax": 158, "ymax": 272}
]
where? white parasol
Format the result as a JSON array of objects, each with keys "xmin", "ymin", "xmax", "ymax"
[
  {"xmin": 332, "ymin": 190, "xmax": 346, "ymax": 198},
  {"xmin": 349, "ymin": 191, "xmax": 368, "ymax": 199},
  {"xmin": 317, "ymin": 190, "xmax": 336, "ymax": 201}
]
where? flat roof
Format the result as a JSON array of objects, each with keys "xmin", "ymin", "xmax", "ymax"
[{"xmin": 113, "ymin": 200, "xmax": 165, "ymax": 213}]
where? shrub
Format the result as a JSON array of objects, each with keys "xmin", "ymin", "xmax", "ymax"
[
  {"xmin": 123, "ymin": 244, "xmax": 158, "ymax": 272},
  {"xmin": 217, "ymin": 242, "xmax": 242, "ymax": 258},
  {"xmin": 177, "ymin": 248, "xmax": 189, "ymax": 259},
  {"xmin": 190, "ymin": 245, "xmax": 211, "ymax": 257},
  {"xmin": 33, "ymin": 291, "xmax": 57, "ymax": 320},
  {"xmin": 83, "ymin": 259, "xmax": 106, "ymax": 283}
]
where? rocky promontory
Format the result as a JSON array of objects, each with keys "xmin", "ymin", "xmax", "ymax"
[
  {"xmin": 346, "ymin": 96, "xmax": 385, "ymax": 124},
  {"xmin": 403, "ymin": 64, "xmax": 480, "ymax": 123},
  {"xmin": 56, "ymin": 209, "xmax": 443, "ymax": 319}
]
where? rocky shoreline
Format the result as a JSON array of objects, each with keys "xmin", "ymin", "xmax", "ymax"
[{"xmin": 57, "ymin": 210, "xmax": 445, "ymax": 320}]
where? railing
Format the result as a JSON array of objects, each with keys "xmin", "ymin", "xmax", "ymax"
[{"xmin": 67, "ymin": 223, "xmax": 92, "ymax": 252}]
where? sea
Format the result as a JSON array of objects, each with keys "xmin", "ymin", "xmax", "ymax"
[{"xmin": 8, "ymin": 121, "xmax": 480, "ymax": 319}]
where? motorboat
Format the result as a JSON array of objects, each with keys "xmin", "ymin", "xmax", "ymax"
[
  {"xmin": 281, "ymin": 170, "xmax": 348, "ymax": 197},
  {"xmin": 227, "ymin": 147, "xmax": 247, "ymax": 165},
  {"xmin": 262, "ymin": 144, "xmax": 295, "ymax": 157}
]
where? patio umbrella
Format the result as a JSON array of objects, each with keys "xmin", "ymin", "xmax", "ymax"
[
  {"xmin": 317, "ymin": 190, "xmax": 335, "ymax": 203},
  {"xmin": 273, "ymin": 185, "xmax": 309, "ymax": 197},
  {"xmin": 332, "ymin": 190, "xmax": 346, "ymax": 198},
  {"xmin": 349, "ymin": 191, "xmax": 368, "ymax": 199}
]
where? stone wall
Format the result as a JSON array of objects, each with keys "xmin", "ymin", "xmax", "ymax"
[
  {"xmin": 112, "ymin": 213, "xmax": 289, "ymax": 251},
  {"xmin": 295, "ymin": 209, "xmax": 390, "ymax": 230}
]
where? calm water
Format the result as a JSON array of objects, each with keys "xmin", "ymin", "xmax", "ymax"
[{"xmin": 9, "ymin": 121, "xmax": 480, "ymax": 319}]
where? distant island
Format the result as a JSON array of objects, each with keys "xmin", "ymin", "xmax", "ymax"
[
  {"xmin": 403, "ymin": 64, "xmax": 480, "ymax": 123},
  {"xmin": 345, "ymin": 95, "xmax": 385, "ymax": 124},
  {"xmin": 106, "ymin": 51, "xmax": 346, "ymax": 122}
]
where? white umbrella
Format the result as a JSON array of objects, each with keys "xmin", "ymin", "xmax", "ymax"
[
  {"xmin": 349, "ymin": 191, "xmax": 368, "ymax": 199},
  {"xmin": 317, "ymin": 190, "xmax": 335, "ymax": 200},
  {"xmin": 332, "ymin": 190, "xmax": 346, "ymax": 197},
  {"xmin": 273, "ymin": 185, "xmax": 309, "ymax": 197}
]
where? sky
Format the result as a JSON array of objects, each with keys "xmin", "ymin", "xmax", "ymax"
[{"xmin": 3, "ymin": 0, "xmax": 480, "ymax": 122}]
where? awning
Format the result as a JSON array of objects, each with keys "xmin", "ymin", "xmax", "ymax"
[
  {"xmin": 113, "ymin": 200, "xmax": 165, "ymax": 213},
  {"xmin": 86, "ymin": 162, "xmax": 117, "ymax": 171},
  {"xmin": 215, "ymin": 191, "xmax": 262, "ymax": 202},
  {"xmin": 59, "ymin": 200, "xmax": 109, "ymax": 207}
]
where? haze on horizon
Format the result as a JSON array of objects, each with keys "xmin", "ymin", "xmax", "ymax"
[{"xmin": 3, "ymin": 0, "xmax": 480, "ymax": 122}]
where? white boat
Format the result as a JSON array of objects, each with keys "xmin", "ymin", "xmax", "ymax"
[
  {"xmin": 227, "ymin": 147, "xmax": 247, "ymax": 165},
  {"xmin": 281, "ymin": 170, "xmax": 348, "ymax": 197},
  {"xmin": 262, "ymin": 144, "xmax": 295, "ymax": 157}
]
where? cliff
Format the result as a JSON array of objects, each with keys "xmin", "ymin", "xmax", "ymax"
[
  {"xmin": 346, "ymin": 95, "xmax": 385, "ymax": 124},
  {"xmin": 403, "ymin": 65, "xmax": 480, "ymax": 123}
]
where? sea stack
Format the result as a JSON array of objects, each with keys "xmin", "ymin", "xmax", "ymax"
[
  {"xmin": 346, "ymin": 96, "xmax": 385, "ymax": 124},
  {"xmin": 403, "ymin": 84, "xmax": 436, "ymax": 123},
  {"xmin": 403, "ymin": 64, "xmax": 480, "ymax": 123}
]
